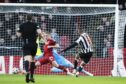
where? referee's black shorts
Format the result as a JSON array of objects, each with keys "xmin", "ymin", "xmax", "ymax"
[
  {"xmin": 23, "ymin": 43, "xmax": 37, "ymax": 57},
  {"xmin": 79, "ymin": 52, "xmax": 93, "ymax": 64}
]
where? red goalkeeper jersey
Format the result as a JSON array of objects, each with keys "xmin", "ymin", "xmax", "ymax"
[{"xmin": 43, "ymin": 39, "xmax": 56, "ymax": 57}]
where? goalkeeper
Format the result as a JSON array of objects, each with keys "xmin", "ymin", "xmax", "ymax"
[{"xmin": 60, "ymin": 29, "xmax": 93, "ymax": 77}]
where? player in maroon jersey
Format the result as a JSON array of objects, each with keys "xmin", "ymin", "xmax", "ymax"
[{"xmin": 35, "ymin": 31, "xmax": 74, "ymax": 76}]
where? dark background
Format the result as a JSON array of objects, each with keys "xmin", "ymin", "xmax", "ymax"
[{"xmin": 1, "ymin": 0, "xmax": 117, "ymax": 4}]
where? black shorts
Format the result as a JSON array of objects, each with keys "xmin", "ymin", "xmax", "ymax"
[
  {"xmin": 79, "ymin": 52, "xmax": 93, "ymax": 64},
  {"xmin": 23, "ymin": 43, "xmax": 37, "ymax": 57}
]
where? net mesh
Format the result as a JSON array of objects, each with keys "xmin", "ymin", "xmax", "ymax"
[
  {"xmin": 0, "ymin": 5, "xmax": 116, "ymax": 76},
  {"xmin": 118, "ymin": 10, "xmax": 126, "ymax": 72},
  {"xmin": 118, "ymin": 10, "xmax": 126, "ymax": 49}
]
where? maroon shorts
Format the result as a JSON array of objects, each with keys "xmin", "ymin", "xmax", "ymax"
[{"xmin": 38, "ymin": 56, "xmax": 55, "ymax": 65}]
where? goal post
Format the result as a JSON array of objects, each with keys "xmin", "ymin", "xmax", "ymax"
[
  {"xmin": 0, "ymin": 3, "xmax": 120, "ymax": 76},
  {"xmin": 111, "ymin": 4, "xmax": 119, "ymax": 76},
  {"xmin": 115, "ymin": 9, "xmax": 126, "ymax": 77}
]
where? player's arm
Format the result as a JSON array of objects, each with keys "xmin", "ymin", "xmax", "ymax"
[
  {"xmin": 36, "ymin": 24, "xmax": 43, "ymax": 38},
  {"xmin": 37, "ymin": 29, "xmax": 47, "ymax": 43},
  {"xmin": 37, "ymin": 28, "xmax": 42, "ymax": 36},
  {"xmin": 35, "ymin": 23, "xmax": 47, "ymax": 43},
  {"xmin": 60, "ymin": 37, "xmax": 81, "ymax": 53},
  {"xmin": 60, "ymin": 42, "xmax": 78, "ymax": 53},
  {"xmin": 40, "ymin": 32, "xmax": 47, "ymax": 43}
]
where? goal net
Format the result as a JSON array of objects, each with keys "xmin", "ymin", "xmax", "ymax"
[{"xmin": 0, "ymin": 4, "xmax": 118, "ymax": 76}]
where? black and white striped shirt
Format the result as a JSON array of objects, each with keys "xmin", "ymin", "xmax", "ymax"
[{"xmin": 75, "ymin": 33, "xmax": 93, "ymax": 53}]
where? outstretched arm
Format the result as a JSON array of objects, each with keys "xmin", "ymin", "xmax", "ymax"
[
  {"xmin": 39, "ymin": 32, "xmax": 47, "ymax": 43},
  {"xmin": 60, "ymin": 42, "xmax": 78, "ymax": 53}
]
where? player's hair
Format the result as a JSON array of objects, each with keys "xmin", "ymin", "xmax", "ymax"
[
  {"xmin": 78, "ymin": 28, "xmax": 85, "ymax": 34},
  {"xmin": 27, "ymin": 14, "xmax": 32, "ymax": 21}
]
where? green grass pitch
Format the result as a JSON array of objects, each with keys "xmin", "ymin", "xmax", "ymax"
[{"xmin": 0, "ymin": 75, "xmax": 125, "ymax": 84}]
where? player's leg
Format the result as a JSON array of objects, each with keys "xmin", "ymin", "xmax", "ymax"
[
  {"xmin": 73, "ymin": 54, "xmax": 79, "ymax": 74},
  {"xmin": 52, "ymin": 60, "xmax": 67, "ymax": 72},
  {"xmin": 29, "ymin": 45, "xmax": 37, "ymax": 83},
  {"xmin": 76, "ymin": 61, "xmax": 86, "ymax": 77},
  {"xmin": 29, "ymin": 60, "xmax": 35, "ymax": 82},
  {"xmin": 74, "ymin": 53, "xmax": 84, "ymax": 77},
  {"xmin": 50, "ymin": 56, "xmax": 74, "ymax": 76},
  {"xmin": 24, "ymin": 55, "xmax": 32, "ymax": 83},
  {"xmin": 35, "ymin": 56, "xmax": 49, "ymax": 66},
  {"xmin": 48, "ymin": 56, "xmax": 67, "ymax": 72},
  {"xmin": 76, "ymin": 52, "xmax": 93, "ymax": 77},
  {"xmin": 23, "ymin": 46, "xmax": 33, "ymax": 83},
  {"xmin": 35, "ymin": 56, "xmax": 68, "ymax": 72}
]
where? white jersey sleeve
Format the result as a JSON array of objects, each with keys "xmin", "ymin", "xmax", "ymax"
[{"xmin": 75, "ymin": 36, "xmax": 82, "ymax": 44}]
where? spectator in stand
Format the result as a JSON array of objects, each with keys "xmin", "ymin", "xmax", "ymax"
[
  {"xmin": 0, "ymin": 38, "xmax": 4, "ymax": 46},
  {"xmin": 47, "ymin": 14, "xmax": 55, "ymax": 31},
  {"xmin": 51, "ymin": 28, "xmax": 60, "ymax": 44},
  {"xmin": 95, "ymin": 25, "xmax": 107, "ymax": 57},
  {"xmin": 104, "ymin": 18, "xmax": 115, "ymax": 47},
  {"xmin": 119, "ymin": 4, "xmax": 123, "ymax": 10},
  {"xmin": 119, "ymin": 0, "xmax": 126, "ymax": 10},
  {"xmin": 104, "ymin": 21, "xmax": 111, "ymax": 32},
  {"xmin": 103, "ymin": 34, "xmax": 112, "ymax": 57}
]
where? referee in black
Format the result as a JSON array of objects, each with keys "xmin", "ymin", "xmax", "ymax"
[
  {"xmin": 16, "ymin": 14, "xmax": 41, "ymax": 83},
  {"xmin": 60, "ymin": 28, "xmax": 93, "ymax": 77}
]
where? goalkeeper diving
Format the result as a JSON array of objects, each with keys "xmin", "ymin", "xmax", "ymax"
[{"xmin": 35, "ymin": 31, "xmax": 74, "ymax": 76}]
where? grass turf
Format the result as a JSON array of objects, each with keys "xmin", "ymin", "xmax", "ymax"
[{"xmin": 0, "ymin": 75, "xmax": 125, "ymax": 84}]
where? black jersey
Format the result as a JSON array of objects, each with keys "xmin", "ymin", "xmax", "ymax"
[
  {"xmin": 19, "ymin": 21, "xmax": 39, "ymax": 45},
  {"xmin": 75, "ymin": 33, "xmax": 93, "ymax": 53}
]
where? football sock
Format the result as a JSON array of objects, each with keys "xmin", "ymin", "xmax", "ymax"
[
  {"xmin": 74, "ymin": 60, "xmax": 78, "ymax": 70},
  {"xmin": 24, "ymin": 60, "xmax": 29, "ymax": 73},
  {"xmin": 30, "ymin": 62, "xmax": 35, "ymax": 79},
  {"xmin": 24, "ymin": 60, "xmax": 30, "ymax": 83},
  {"xmin": 78, "ymin": 66, "xmax": 83, "ymax": 72},
  {"xmin": 57, "ymin": 66, "xmax": 67, "ymax": 72}
]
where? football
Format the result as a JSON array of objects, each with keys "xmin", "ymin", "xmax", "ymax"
[{"xmin": 12, "ymin": 67, "xmax": 19, "ymax": 74}]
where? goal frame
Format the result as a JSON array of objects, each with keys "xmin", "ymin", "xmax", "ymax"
[{"xmin": 0, "ymin": 3, "xmax": 119, "ymax": 76}]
